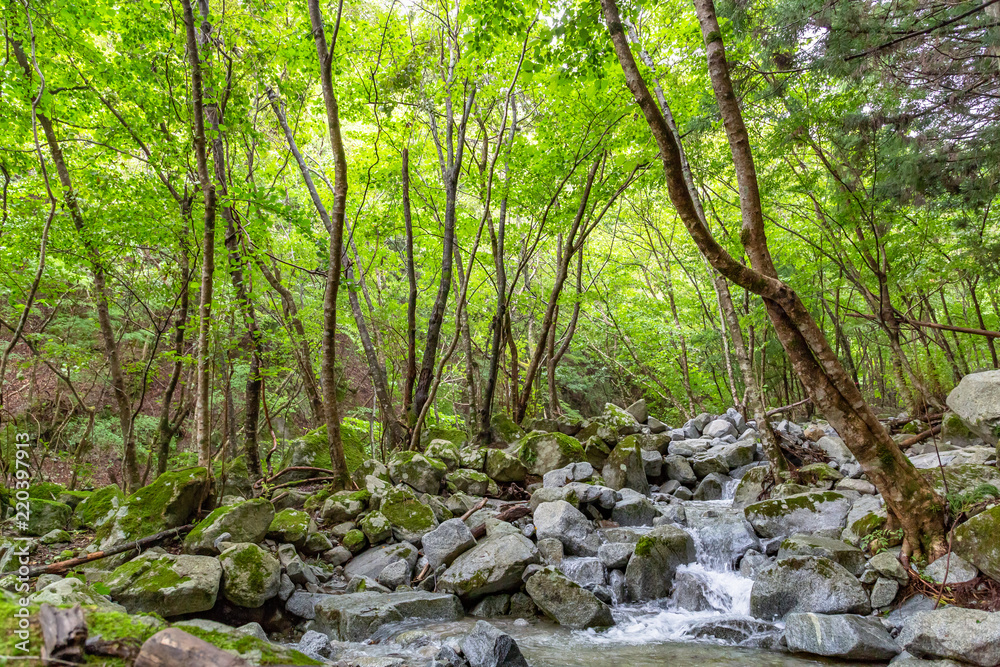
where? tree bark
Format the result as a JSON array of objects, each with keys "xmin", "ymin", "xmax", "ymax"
[
  {"xmin": 402, "ymin": 148, "xmax": 418, "ymax": 415},
  {"xmin": 603, "ymin": 0, "xmax": 947, "ymax": 559}
]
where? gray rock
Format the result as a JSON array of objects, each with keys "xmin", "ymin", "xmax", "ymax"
[
  {"xmin": 693, "ymin": 473, "xmax": 727, "ymax": 501},
  {"xmin": 900, "ymin": 607, "xmax": 1000, "ymax": 666},
  {"xmin": 525, "ymin": 567, "xmax": 614, "ymax": 629},
  {"xmin": 470, "ymin": 594, "xmax": 511, "ymax": 618},
  {"xmin": 106, "ymin": 552, "xmax": 221, "ymax": 617},
  {"xmin": 423, "ymin": 518, "xmax": 477, "ymax": 568},
  {"xmin": 685, "ymin": 505, "xmax": 760, "ymax": 568},
  {"xmin": 297, "ymin": 630, "xmax": 332, "ymax": 660},
  {"xmin": 219, "ymin": 543, "xmax": 280, "ymax": 607},
  {"xmin": 946, "ymin": 370, "xmax": 1000, "ymax": 446},
  {"xmin": 626, "ymin": 399, "xmax": 648, "ymax": 423},
  {"xmin": 869, "ymin": 551, "xmax": 909, "ymax": 583},
  {"xmin": 743, "ymin": 491, "xmax": 853, "ymax": 541},
  {"xmin": 922, "ymin": 554, "xmax": 978, "ymax": 584},
  {"xmin": 739, "ymin": 549, "xmax": 770, "ymax": 578},
  {"xmin": 815, "ymin": 435, "xmax": 855, "ymax": 464},
  {"xmin": 640, "ymin": 449, "xmax": 663, "ymax": 478},
  {"xmin": 377, "ymin": 559, "xmax": 412, "ymax": 589},
  {"xmin": 611, "ymin": 494, "xmax": 659, "ymax": 527},
  {"xmin": 32, "ymin": 577, "xmax": 125, "ymax": 613},
  {"xmin": 533, "ymin": 500, "xmax": 599, "ymax": 556},
  {"xmin": 703, "ymin": 419, "xmax": 738, "ymax": 439},
  {"xmin": 602, "ymin": 436, "xmax": 650, "ymax": 495},
  {"xmin": 842, "ymin": 494, "xmax": 888, "ymax": 546},
  {"xmin": 598, "ymin": 542, "xmax": 633, "ymax": 570},
  {"xmin": 777, "ymin": 534, "xmax": 865, "ymax": 576},
  {"xmin": 438, "ymin": 533, "xmax": 540, "ymax": 600},
  {"xmin": 750, "ymin": 556, "xmax": 870, "ymax": 620},
  {"xmin": 542, "ymin": 462, "xmax": 594, "ymax": 488},
  {"xmin": 691, "ymin": 450, "xmax": 730, "ymax": 478},
  {"xmin": 648, "ymin": 417, "xmax": 667, "ymax": 434},
  {"xmin": 536, "ymin": 537, "xmax": 564, "ymax": 564},
  {"xmin": 286, "ymin": 591, "xmax": 323, "ymax": 619},
  {"xmin": 624, "ymin": 525, "xmax": 696, "ymax": 601},
  {"xmin": 389, "ymin": 451, "xmax": 447, "ymax": 494},
  {"xmin": 344, "ymin": 542, "xmax": 419, "ymax": 580},
  {"xmin": 560, "ymin": 557, "xmax": 607, "ymax": 588},
  {"xmin": 183, "ymin": 498, "xmax": 275, "ymax": 555},
  {"xmin": 836, "ymin": 478, "xmax": 877, "ymax": 495},
  {"xmin": 485, "ymin": 449, "xmax": 528, "ymax": 483},
  {"xmin": 953, "ymin": 504, "xmax": 1000, "ymax": 580},
  {"xmin": 462, "ymin": 620, "xmax": 530, "ymax": 667},
  {"xmin": 889, "ymin": 652, "xmax": 964, "ymax": 666},
  {"xmin": 277, "ymin": 573, "xmax": 295, "ymax": 601},
  {"xmin": 785, "ymin": 612, "xmax": 900, "ymax": 660},
  {"xmin": 688, "ymin": 413, "xmax": 712, "ymax": 433},
  {"xmin": 662, "ymin": 455, "xmax": 697, "ymax": 485},
  {"xmin": 313, "ymin": 590, "xmax": 464, "ymax": 642},
  {"xmin": 871, "ymin": 577, "xmax": 899, "ymax": 608}
]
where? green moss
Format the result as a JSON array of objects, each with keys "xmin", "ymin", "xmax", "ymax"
[
  {"xmin": 184, "ymin": 502, "xmax": 235, "ymax": 545},
  {"xmin": 28, "ymin": 481, "xmax": 65, "ymax": 501},
  {"xmin": 227, "ymin": 544, "xmax": 268, "ymax": 592},
  {"xmin": 267, "ymin": 508, "xmax": 311, "ymax": 544},
  {"xmin": 850, "ymin": 512, "xmax": 887, "ymax": 538},
  {"xmin": 110, "ymin": 554, "xmax": 192, "ymax": 592},
  {"xmin": 178, "ymin": 627, "xmax": 321, "ymax": 665},
  {"xmin": 634, "ymin": 536, "xmax": 654, "ymax": 558},
  {"xmin": 343, "ymin": 528, "xmax": 367, "ymax": 552},
  {"xmin": 746, "ymin": 491, "xmax": 845, "ymax": 519},
  {"xmin": 291, "ymin": 423, "xmax": 366, "ymax": 473},
  {"xmin": 419, "ymin": 425, "xmax": 468, "ymax": 449},
  {"xmin": 96, "ymin": 468, "xmax": 207, "ymax": 544},
  {"xmin": 74, "ymin": 484, "xmax": 124, "ymax": 530}
]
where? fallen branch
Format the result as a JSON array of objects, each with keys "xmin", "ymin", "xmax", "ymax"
[
  {"xmin": 898, "ymin": 424, "xmax": 943, "ymax": 449},
  {"xmin": 766, "ymin": 396, "xmax": 812, "ymax": 417},
  {"xmin": 2, "ymin": 525, "xmax": 193, "ymax": 578},
  {"xmin": 459, "ymin": 497, "xmax": 489, "ymax": 521}
]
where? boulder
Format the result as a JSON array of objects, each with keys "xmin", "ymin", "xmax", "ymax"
[
  {"xmin": 732, "ymin": 466, "xmax": 769, "ymax": 509},
  {"xmin": 32, "ymin": 577, "xmax": 125, "ymax": 613},
  {"xmin": 663, "ymin": 455, "xmax": 697, "ymax": 485},
  {"xmin": 952, "ymin": 504, "xmax": 1000, "ymax": 580},
  {"xmin": 184, "ymin": 498, "xmax": 275, "ymax": 555},
  {"xmin": 626, "ymin": 399, "xmax": 648, "ymax": 423},
  {"xmin": 542, "ymin": 462, "xmax": 595, "ymax": 488},
  {"xmin": 533, "ymin": 500, "xmax": 599, "ymax": 556},
  {"xmin": 625, "ymin": 525, "xmax": 696, "ymax": 601},
  {"xmin": 602, "ymin": 435, "xmax": 650, "ymax": 495},
  {"xmin": 785, "ymin": 613, "xmax": 900, "ymax": 660},
  {"xmin": 777, "ymin": 534, "xmax": 865, "ymax": 576},
  {"xmin": 596, "ymin": 403, "xmax": 642, "ymax": 436},
  {"xmin": 815, "ymin": 435, "xmax": 855, "ymax": 464},
  {"xmin": 425, "ymin": 439, "xmax": 462, "ymax": 471},
  {"xmin": 447, "ymin": 469, "xmax": 491, "ymax": 496},
  {"xmin": 277, "ymin": 424, "xmax": 365, "ymax": 482},
  {"xmin": 359, "ymin": 511, "xmax": 393, "ymax": 545},
  {"xmin": 693, "ymin": 473, "xmax": 727, "ymax": 501},
  {"xmin": 266, "ymin": 508, "xmax": 315, "ymax": 548},
  {"xmin": 72, "ymin": 484, "xmax": 123, "ymax": 530},
  {"xmin": 320, "ymin": 490, "xmax": 370, "ymax": 524},
  {"xmin": 598, "ymin": 542, "xmax": 634, "ymax": 570},
  {"xmin": 423, "ymin": 518, "xmax": 477, "ymax": 568},
  {"xmin": 313, "ymin": 590, "xmax": 463, "ymax": 641},
  {"xmin": 922, "ymin": 554, "xmax": 978, "ymax": 584},
  {"xmin": 438, "ymin": 533, "xmax": 540, "ymax": 600},
  {"xmin": 525, "ymin": 567, "xmax": 614, "ymax": 629},
  {"xmin": 491, "ymin": 413, "xmax": 526, "ymax": 444},
  {"xmin": 946, "ymin": 370, "xmax": 1000, "ymax": 446},
  {"xmin": 485, "ymin": 449, "xmax": 527, "ymax": 483},
  {"xmin": 379, "ymin": 485, "xmax": 439, "ymax": 544},
  {"xmin": 106, "ymin": 551, "xmax": 221, "ymax": 616},
  {"xmin": 219, "ymin": 543, "xmax": 281, "ymax": 608},
  {"xmin": 508, "ymin": 432, "xmax": 586, "ymax": 476},
  {"xmin": 900, "ymin": 607, "xmax": 1000, "ymax": 666},
  {"xmin": 95, "ymin": 468, "xmax": 208, "ymax": 557},
  {"xmin": 743, "ymin": 491, "xmax": 853, "ymax": 540},
  {"xmin": 22, "ymin": 498, "xmax": 71, "ymax": 536},
  {"xmin": 941, "ymin": 411, "xmax": 982, "ymax": 447},
  {"xmin": 377, "ymin": 559, "xmax": 412, "ymax": 589},
  {"xmin": 703, "ymin": 419, "xmax": 737, "ymax": 439},
  {"xmin": 344, "ymin": 542, "xmax": 418, "ymax": 580},
  {"xmin": 388, "ymin": 451, "xmax": 447, "ymax": 494},
  {"xmin": 685, "ymin": 505, "xmax": 760, "ymax": 568},
  {"xmin": 750, "ymin": 556, "xmax": 870, "ymax": 620},
  {"xmin": 691, "ymin": 450, "xmax": 730, "ymax": 478},
  {"xmin": 611, "ymin": 494, "xmax": 659, "ymax": 527},
  {"xmin": 842, "ymin": 494, "xmax": 888, "ymax": 546},
  {"xmin": 462, "ymin": 620, "xmax": 530, "ymax": 667}
]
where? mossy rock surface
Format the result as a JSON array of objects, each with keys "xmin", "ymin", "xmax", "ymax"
[
  {"xmin": 184, "ymin": 498, "xmax": 275, "ymax": 555},
  {"xmin": 491, "ymin": 413, "xmax": 525, "ymax": 444},
  {"xmin": 447, "ymin": 468, "xmax": 491, "ymax": 496},
  {"xmin": 508, "ymin": 432, "xmax": 585, "ymax": 476},
  {"xmin": 744, "ymin": 491, "xmax": 852, "ymax": 540},
  {"xmin": 74, "ymin": 484, "xmax": 124, "ymax": 531},
  {"xmin": 219, "ymin": 542, "xmax": 281, "ymax": 608},
  {"xmin": 22, "ymin": 497, "xmax": 71, "ymax": 536},
  {"xmin": 352, "ymin": 459, "xmax": 390, "ymax": 487},
  {"xmin": 277, "ymin": 423, "xmax": 366, "ymax": 482},
  {"xmin": 425, "ymin": 439, "xmax": 461, "ymax": 471},
  {"xmin": 106, "ymin": 551, "xmax": 221, "ymax": 617},
  {"xmin": 380, "ymin": 485, "xmax": 438, "ymax": 543},
  {"xmin": 360, "ymin": 510, "xmax": 392, "ymax": 544},
  {"xmin": 485, "ymin": 448, "xmax": 527, "ymax": 483},
  {"xmin": 343, "ymin": 528, "xmax": 367, "ymax": 553},
  {"xmin": 601, "ymin": 435, "xmax": 649, "ymax": 495},
  {"xmin": 419, "ymin": 425, "xmax": 468, "ymax": 449},
  {"xmin": 388, "ymin": 450, "xmax": 447, "ymax": 494},
  {"xmin": 267, "ymin": 508, "xmax": 315, "ymax": 548},
  {"xmin": 797, "ymin": 463, "xmax": 843, "ymax": 487},
  {"xmin": 954, "ymin": 504, "xmax": 1000, "ymax": 581},
  {"xmin": 96, "ymin": 468, "xmax": 208, "ymax": 553},
  {"xmin": 27, "ymin": 481, "xmax": 65, "ymax": 501},
  {"xmin": 921, "ymin": 463, "xmax": 1000, "ymax": 496}
]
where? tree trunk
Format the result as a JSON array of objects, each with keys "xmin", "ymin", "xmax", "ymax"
[
  {"xmin": 402, "ymin": 148, "xmax": 418, "ymax": 416},
  {"xmin": 603, "ymin": 0, "xmax": 947, "ymax": 560}
]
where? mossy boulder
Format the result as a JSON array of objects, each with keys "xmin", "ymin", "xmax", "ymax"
[
  {"xmin": 508, "ymin": 432, "xmax": 586, "ymax": 476},
  {"xmin": 360, "ymin": 510, "xmax": 392, "ymax": 544},
  {"xmin": 388, "ymin": 450, "xmax": 447, "ymax": 494},
  {"xmin": 953, "ymin": 504, "xmax": 1000, "ymax": 580},
  {"xmin": 342, "ymin": 528, "xmax": 367, "ymax": 554},
  {"xmin": 31, "ymin": 577, "xmax": 125, "ymax": 613},
  {"xmin": 749, "ymin": 556, "xmax": 870, "ymax": 620},
  {"xmin": 276, "ymin": 423, "xmax": 366, "ymax": 483},
  {"xmin": 777, "ymin": 534, "xmax": 866, "ymax": 576},
  {"xmin": 941, "ymin": 411, "xmax": 980, "ymax": 447},
  {"xmin": 96, "ymin": 467, "xmax": 208, "ymax": 553},
  {"xmin": 491, "ymin": 413, "xmax": 525, "ymax": 444},
  {"xmin": 841, "ymin": 495, "xmax": 888, "ymax": 547},
  {"xmin": 921, "ymin": 463, "xmax": 1000, "ymax": 496},
  {"xmin": 352, "ymin": 459, "xmax": 390, "ymax": 487},
  {"xmin": 460, "ymin": 445, "xmax": 489, "ymax": 471},
  {"xmin": 582, "ymin": 435, "xmax": 611, "ymax": 470},
  {"xmin": 485, "ymin": 448, "xmax": 527, "ymax": 483},
  {"xmin": 576, "ymin": 421, "xmax": 616, "ymax": 447},
  {"xmin": 525, "ymin": 567, "xmax": 614, "ymax": 629},
  {"xmin": 184, "ymin": 498, "xmax": 275, "ymax": 555},
  {"xmin": 425, "ymin": 439, "xmax": 462, "ymax": 471},
  {"xmin": 419, "ymin": 425, "xmax": 468, "ymax": 449},
  {"xmin": 320, "ymin": 489, "xmax": 371, "ymax": 524},
  {"xmin": 106, "ymin": 551, "xmax": 221, "ymax": 616},
  {"xmin": 27, "ymin": 481, "xmax": 64, "ymax": 501},
  {"xmin": 21, "ymin": 498, "xmax": 71, "ymax": 536},
  {"xmin": 602, "ymin": 435, "xmax": 650, "ymax": 495},
  {"xmin": 447, "ymin": 468, "xmax": 491, "ymax": 496},
  {"xmin": 175, "ymin": 626, "xmax": 322, "ymax": 665},
  {"xmin": 732, "ymin": 465, "xmax": 769, "ymax": 509},
  {"xmin": 438, "ymin": 533, "xmax": 541, "ymax": 601},
  {"xmin": 625, "ymin": 525, "xmax": 696, "ymax": 601},
  {"xmin": 744, "ymin": 491, "xmax": 853, "ymax": 540},
  {"xmin": 797, "ymin": 463, "xmax": 844, "ymax": 488},
  {"xmin": 594, "ymin": 403, "xmax": 642, "ymax": 436},
  {"xmin": 57, "ymin": 489, "xmax": 90, "ymax": 508},
  {"xmin": 380, "ymin": 485, "xmax": 438, "ymax": 544},
  {"xmin": 267, "ymin": 508, "xmax": 316, "ymax": 549},
  {"xmin": 219, "ymin": 543, "xmax": 281, "ymax": 608}
]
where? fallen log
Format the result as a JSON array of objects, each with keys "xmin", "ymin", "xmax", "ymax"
[
  {"xmin": 134, "ymin": 628, "xmax": 252, "ymax": 667},
  {"xmin": 39, "ymin": 603, "xmax": 86, "ymax": 665},
  {"xmin": 2, "ymin": 524, "xmax": 193, "ymax": 578},
  {"xmin": 469, "ymin": 504, "xmax": 531, "ymax": 541},
  {"xmin": 765, "ymin": 396, "xmax": 812, "ymax": 417},
  {"xmin": 898, "ymin": 424, "xmax": 943, "ymax": 449}
]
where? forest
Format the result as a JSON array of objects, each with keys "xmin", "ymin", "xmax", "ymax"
[{"xmin": 1, "ymin": 0, "xmax": 1000, "ymax": 665}]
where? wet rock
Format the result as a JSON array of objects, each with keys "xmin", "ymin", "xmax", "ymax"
[
  {"xmin": 219, "ymin": 542, "xmax": 280, "ymax": 608},
  {"xmin": 438, "ymin": 533, "xmax": 540, "ymax": 600},
  {"xmin": 560, "ymin": 557, "xmax": 607, "ymax": 588},
  {"xmin": 693, "ymin": 473, "xmax": 727, "ymax": 501},
  {"xmin": 743, "ymin": 491, "xmax": 853, "ymax": 541},
  {"xmin": 685, "ymin": 505, "xmax": 760, "ymax": 568},
  {"xmin": 423, "ymin": 518, "xmax": 477, "ymax": 568},
  {"xmin": 106, "ymin": 551, "xmax": 221, "ymax": 616},
  {"xmin": 749, "ymin": 556, "xmax": 870, "ymax": 620},
  {"xmin": 732, "ymin": 466, "xmax": 769, "ymax": 509},
  {"xmin": 784, "ymin": 612, "xmax": 900, "ymax": 660},
  {"xmin": 470, "ymin": 593, "xmax": 511, "ymax": 618},
  {"xmin": 533, "ymin": 500, "xmax": 600, "ymax": 556},
  {"xmin": 313, "ymin": 590, "xmax": 464, "ymax": 641},
  {"xmin": 598, "ymin": 542, "xmax": 634, "ymax": 570},
  {"xmin": 900, "ymin": 607, "xmax": 1000, "ymax": 666},
  {"xmin": 462, "ymin": 619, "xmax": 530, "ymax": 667},
  {"xmin": 525, "ymin": 567, "xmax": 614, "ymax": 629},
  {"xmin": 624, "ymin": 525, "xmax": 696, "ymax": 602},
  {"xmin": 611, "ymin": 493, "xmax": 659, "ymax": 527},
  {"xmin": 297, "ymin": 630, "xmax": 333, "ymax": 660}
]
